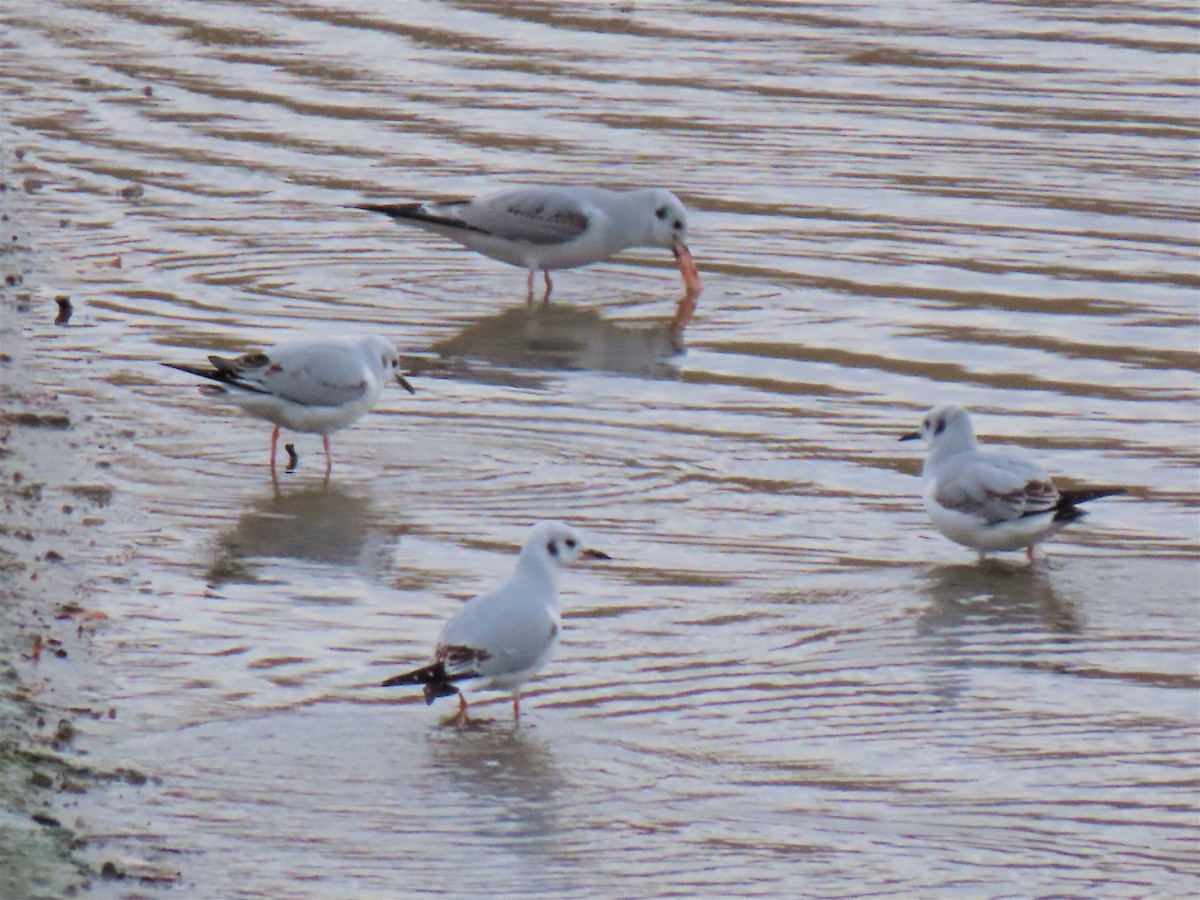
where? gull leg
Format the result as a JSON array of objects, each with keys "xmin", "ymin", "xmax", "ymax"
[
  {"xmin": 322, "ymin": 434, "xmax": 332, "ymax": 484},
  {"xmin": 512, "ymin": 693, "xmax": 521, "ymax": 722},
  {"xmin": 542, "ymin": 269, "xmax": 553, "ymax": 304},
  {"xmin": 526, "ymin": 268, "xmax": 536, "ymax": 304},
  {"xmin": 269, "ymin": 426, "xmax": 280, "ymax": 481},
  {"xmin": 1026, "ymin": 545, "xmax": 1037, "ymax": 563},
  {"xmin": 447, "ymin": 691, "xmax": 470, "ymax": 726}
]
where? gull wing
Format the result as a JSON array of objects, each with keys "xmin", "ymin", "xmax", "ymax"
[
  {"xmin": 447, "ymin": 187, "xmax": 594, "ymax": 246},
  {"xmin": 437, "ymin": 583, "xmax": 556, "ymax": 678},
  {"xmin": 232, "ymin": 341, "xmax": 371, "ymax": 408},
  {"xmin": 934, "ymin": 452, "xmax": 1059, "ymax": 524}
]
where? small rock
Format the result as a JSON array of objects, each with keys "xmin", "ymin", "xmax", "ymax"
[
  {"xmin": 53, "ymin": 719, "xmax": 74, "ymax": 745},
  {"xmin": 29, "ymin": 771, "xmax": 53, "ymax": 789},
  {"xmin": 118, "ymin": 184, "xmax": 143, "ymax": 200}
]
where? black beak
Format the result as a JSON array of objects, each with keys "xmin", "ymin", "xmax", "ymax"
[
  {"xmin": 898, "ymin": 431, "xmax": 921, "ymax": 442},
  {"xmin": 583, "ymin": 548, "xmax": 611, "ymax": 561},
  {"xmin": 395, "ymin": 372, "xmax": 416, "ymax": 395}
]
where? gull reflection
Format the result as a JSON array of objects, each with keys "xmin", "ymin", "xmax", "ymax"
[
  {"xmin": 918, "ymin": 563, "xmax": 1079, "ymax": 635},
  {"xmin": 431, "ymin": 303, "xmax": 684, "ymax": 379},
  {"xmin": 423, "ymin": 725, "xmax": 565, "ymax": 857},
  {"xmin": 207, "ymin": 483, "xmax": 398, "ymax": 586},
  {"xmin": 914, "ymin": 563, "xmax": 1079, "ymax": 707}
]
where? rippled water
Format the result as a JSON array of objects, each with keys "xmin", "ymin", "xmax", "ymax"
[{"xmin": 2, "ymin": 0, "xmax": 1197, "ymax": 895}]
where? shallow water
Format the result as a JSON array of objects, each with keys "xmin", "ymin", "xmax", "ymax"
[{"xmin": 2, "ymin": 0, "xmax": 1198, "ymax": 895}]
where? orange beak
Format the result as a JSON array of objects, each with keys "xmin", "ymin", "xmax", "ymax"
[
  {"xmin": 669, "ymin": 240, "xmax": 702, "ymax": 332},
  {"xmin": 672, "ymin": 239, "xmax": 702, "ymax": 300}
]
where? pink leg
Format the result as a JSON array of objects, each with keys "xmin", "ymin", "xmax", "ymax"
[
  {"xmin": 1026, "ymin": 545, "xmax": 1036, "ymax": 563},
  {"xmin": 459, "ymin": 693, "xmax": 468, "ymax": 715},
  {"xmin": 526, "ymin": 268, "xmax": 536, "ymax": 303},
  {"xmin": 269, "ymin": 426, "xmax": 280, "ymax": 480},
  {"xmin": 512, "ymin": 694, "xmax": 521, "ymax": 721},
  {"xmin": 542, "ymin": 269, "xmax": 553, "ymax": 302},
  {"xmin": 322, "ymin": 434, "xmax": 332, "ymax": 482}
]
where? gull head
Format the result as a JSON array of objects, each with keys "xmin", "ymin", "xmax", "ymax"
[
  {"xmin": 358, "ymin": 335, "xmax": 415, "ymax": 395},
  {"xmin": 899, "ymin": 403, "xmax": 977, "ymax": 457},
  {"xmin": 640, "ymin": 188, "xmax": 690, "ymax": 253},
  {"xmin": 520, "ymin": 521, "xmax": 611, "ymax": 572}
]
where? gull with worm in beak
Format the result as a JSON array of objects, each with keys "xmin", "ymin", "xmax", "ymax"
[
  {"xmin": 164, "ymin": 334, "xmax": 414, "ymax": 482},
  {"xmin": 354, "ymin": 185, "xmax": 703, "ymax": 328},
  {"xmin": 380, "ymin": 521, "xmax": 611, "ymax": 724},
  {"xmin": 900, "ymin": 403, "xmax": 1124, "ymax": 562}
]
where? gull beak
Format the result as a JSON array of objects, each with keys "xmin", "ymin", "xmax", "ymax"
[
  {"xmin": 898, "ymin": 431, "xmax": 921, "ymax": 442},
  {"xmin": 395, "ymin": 372, "xmax": 417, "ymax": 395},
  {"xmin": 582, "ymin": 548, "xmax": 612, "ymax": 561}
]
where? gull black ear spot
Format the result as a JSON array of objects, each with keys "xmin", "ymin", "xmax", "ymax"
[{"xmin": 655, "ymin": 206, "xmax": 669, "ymax": 220}]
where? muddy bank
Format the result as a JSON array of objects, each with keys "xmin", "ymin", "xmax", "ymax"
[{"xmin": 0, "ymin": 191, "xmax": 168, "ymax": 895}]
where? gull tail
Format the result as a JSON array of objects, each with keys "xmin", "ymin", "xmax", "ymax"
[
  {"xmin": 1052, "ymin": 487, "xmax": 1126, "ymax": 524},
  {"xmin": 162, "ymin": 359, "xmax": 271, "ymax": 395},
  {"xmin": 380, "ymin": 661, "xmax": 464, "ymax": 706},
  {"xmin": 352, "ymin": 202, "xmax": 486, "ymax": 235}
]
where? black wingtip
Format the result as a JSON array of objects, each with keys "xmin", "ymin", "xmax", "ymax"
[
  {"xmin": 380, "ymin": 673, "xmax": 414, "ymax": 688},
  {"xmin": 351, "ymin": 202, "xmax": 423, "ymax": 220},
  {"xmin": 162, "ymin": 360, "xmax": 221, "ymax": 381},
  {"xmin": 1053, "ymin": 486, "xmax": 1126, "ymax": 522}
]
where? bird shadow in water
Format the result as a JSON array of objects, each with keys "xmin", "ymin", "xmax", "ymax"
[
  {"xmin": 207, "ymin": 482, "xmax": 400, "ymax": 586},
  {"xmin": 421, "ymin": 303, "xmax": 685, "ymax": 384},
  {"xmin": 917, "ymin": 561, "xmax": 1079, "ymax": 637},
  {"xmin": 913, "ymin": 561, "xmax": 1080, "ymax": 708},
  {"xmin": 422, "ymin": 721, "xmax": 565, "ymax": 845}
]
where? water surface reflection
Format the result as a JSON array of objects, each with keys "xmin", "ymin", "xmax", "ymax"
[
  {"xmin": 432, "ymin": 303, "xmax": 683, "ymax": 378},
  {"xmin": 208, "ymin": 483, "xmax": 398, "ymax": 585}
]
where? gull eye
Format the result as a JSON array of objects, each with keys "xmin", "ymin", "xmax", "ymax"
[
  {"xmin": 547, "ymin": 541, "xmax": 558, "ymax": 557},
  {"xmin": 934, "ymin": 420, "xmax": 946, "ymax": 436},
  {"xmin": 655, "ymin": 206, "xmax": 668, "ymax": 220},
  {"xmin": 564, "ymin": 538, "xmax": 577, "ymax": 549}
]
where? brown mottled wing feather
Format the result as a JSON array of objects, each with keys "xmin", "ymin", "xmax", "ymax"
[{"xmin": 435, "ymin": 643, "xmax": 491, "ymax": 679}]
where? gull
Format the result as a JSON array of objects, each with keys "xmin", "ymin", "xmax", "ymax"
[
  {"xmin": 380, "ymin": 521, "xmax": 610, "ymax": 722},
  {"xmin": 900, "ymin": 403, "xmax": 1124, "ymax": 561},
  {"xmin": 353, "ymin": 184, "xmax": 703, "ymax": 328},
  {"xmin": 164, "ymin": 334, "xmax": 414, "ymax": 481}
]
